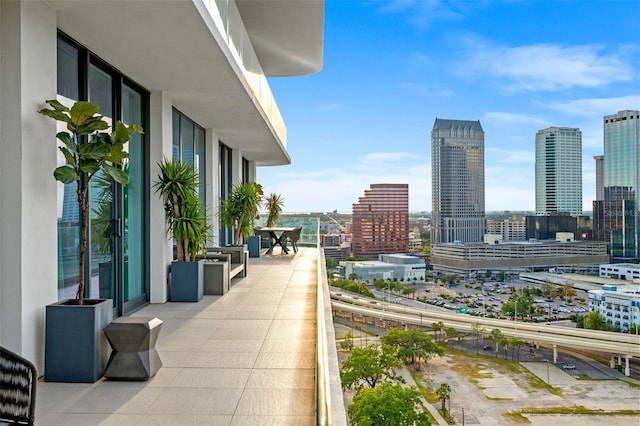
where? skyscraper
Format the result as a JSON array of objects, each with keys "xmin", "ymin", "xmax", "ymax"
[
  {"xmin": 535, "ymin": 127, "xmax": 582, "ymax": 216},
  {"xmin": 351, "ymin": 184, "xmax": 409, "ymax": 259},
  {"xmin": 593, "ymin": 110, "xmax": 640, "ymax": 260},
  {"xmin": 431, "ymin": 118, "xmax": 485, "ymax": 243}
]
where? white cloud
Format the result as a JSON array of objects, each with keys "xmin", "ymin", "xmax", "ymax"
[
  {"xmin": 464, "ymin": 42, "xmax": 633, "ymax": 93},
  {"xmin": 548, "ymin": 95, "xmax": 640, "ymax": 117}
]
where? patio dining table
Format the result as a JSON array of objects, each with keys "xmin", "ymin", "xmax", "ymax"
[{"xmin": 256, "ymin": 227, "xmax": 297, "ymax": 255}]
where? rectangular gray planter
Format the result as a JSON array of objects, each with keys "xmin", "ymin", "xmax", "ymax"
[
  {"xmin": 203, "ymin": 260, "xmax": 230, "ymax": 295},
  {"xmin": 45, "ymin": 298, "xmax": 113, "ymax": 382},
  {"xmin": 170, "ymin": 260, "xmax": 203, "ymax": 302},
  {"xmin": 248, "ymin": 235, "xmax": 261, "ymax": 258}
]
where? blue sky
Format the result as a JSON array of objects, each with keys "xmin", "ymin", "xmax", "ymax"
[{"xmin": 258, "ymin": 0, "xmax": 640, "ymax": 213}]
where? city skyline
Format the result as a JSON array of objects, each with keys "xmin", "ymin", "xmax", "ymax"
[{"xmin": 258, "ymin": 0, "xmax": 640, "ymax": 213}]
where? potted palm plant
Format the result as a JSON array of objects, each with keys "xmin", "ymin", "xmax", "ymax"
[
  {"xmin": 264, "ymin": 192, "xmax": 285, "ymax": 227},
  {"xmin": 154, "ymin": 158, "xmax": 211, "ymax": 302},
  {"xmin": 257, "ymin": 192, "xmax": 285, "ymax": 250},
  {"xmin": 219, "ymin": 182, "xmax": 264, "ymax": 246},
  {"xmin": 39, "ymin": 99, "xmax": 142, "ymax": 382}
]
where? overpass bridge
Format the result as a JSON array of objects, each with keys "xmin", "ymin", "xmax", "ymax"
[{"xmin": 331, "ymin": 291, "xmax": 640, "ymax": 376}]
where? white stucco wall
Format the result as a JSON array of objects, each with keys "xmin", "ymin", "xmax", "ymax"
[{"xmin": 0, "ymin": 0, "xmax": 58, "ymax": 371}]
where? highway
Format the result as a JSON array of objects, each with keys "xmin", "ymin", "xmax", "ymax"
[{"xmin": 330, "ymin": 291, "xmax": 640, "ymax": 358}]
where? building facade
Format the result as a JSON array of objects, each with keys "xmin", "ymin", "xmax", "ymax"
[
  {"xmin": 486, "ymin": 217, "xmax": 527, "ymax": 241},
  {"xmin": 599, "ymin": 263, "xmax": 640, "ymax": 282},
  {"xmin": 351, "ymin": 184, "xmax": 409, "ymax": 259},
  {"xmin": 431, "ymin": 240, "xmax": 608, "ymax": 277},
  {"xmin": 431, "ymin": 118, "xmax": 485, "ymax": 243},
  {"xmin": 589, "ymin": 284, "xmax": 640, "ymax": 332},
  {"xmin": 535, "ymin": 127, "xmax": 582, "ymax": 215},
  {"xmin": 341, "ymin": 254, "xmax": 426, "ymax": 283},
  {"xmin": 0, "ymin": 0, "xmax": 323, "ymax": 372},
  {"xmin": 593, "ymin": 110, "xmax": 640, "ymax": 261}
]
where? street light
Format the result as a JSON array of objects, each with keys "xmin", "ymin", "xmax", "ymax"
[{"xmin": 543, "ymin": 359, "xmax": 550, "ymax": 385}]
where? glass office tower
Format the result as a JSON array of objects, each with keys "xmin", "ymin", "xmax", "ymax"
[
  {"xmin": 431, "ymin": 118, "xmax": 486, "ymax": 243},
  {"xmin": 593, "ymin": 110, "xmax": 640, "ymax": 260},
  {"xmin": 535, "ymin": 127, "xmax": 582, "ymax": 216}
]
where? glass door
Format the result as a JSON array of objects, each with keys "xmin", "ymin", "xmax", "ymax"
[{"xmin": 88, "ymin": 64, "xmax": 147, "ymax": 317}]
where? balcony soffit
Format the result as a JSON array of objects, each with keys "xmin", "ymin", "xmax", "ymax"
[
  {"xmin": 236, "ymin": 0, "xmax": 325, "ymax": 76},
  {"xmin": 50, "ymin": 0, "xmax": 304, "ymax": 166}
]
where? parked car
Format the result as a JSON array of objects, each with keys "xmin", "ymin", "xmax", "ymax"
[{"xmin": 562, "ymin": 364, "xmax": 576, "ymax": 370}]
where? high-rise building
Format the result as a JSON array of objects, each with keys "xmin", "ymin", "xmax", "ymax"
[
  {"xmin": 351, "ymin": 184, "xmax": 409, "ymax": 259},
  {"xmin": 593, "ymin": 110, "xmax": 640, "ymax": 260},
  {"xmin": 594, "ymin": 155, "xmax": 604, "ymax": 201},
  {"xmin": 535, "ymin": 127, "xmax": 582, "ymax": 215},
  {"xmin": 431, "ymin": 118, "xmax": 485, "ymax": 243}
]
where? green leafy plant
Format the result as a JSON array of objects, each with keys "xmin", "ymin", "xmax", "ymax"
[
  {"xmin": 153, "ymin": 158, "xmax": 211, "ymax": 262},
  {"xmin": 39, "ymin": 100, "xmax": 142, "ymax": 305},
  {"xmin": 263, "ymin": 192, "xmax": 284, "ymax": 227},
  {"xmin": 219, "ymin": 182, "xmax": 264, "ymax": 245}
]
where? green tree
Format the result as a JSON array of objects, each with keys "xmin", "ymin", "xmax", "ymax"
[
  {"xmin": 444, "ymin": 327, "xmax": 458, "ymax": 344},
  {"xmin": 430, "ymin": 321, "xmax": 444, "ymax": 342},
  {"xmin": 39, "ymin": 100, "xmax": 142, "ymax": 304},
  {"xmin": 542, "ymin": 282, "xmax": 556, "ymax": 299},
  {"xmin": 488, "ymin": 329, "xmax": 503, "ymax": 355},
  {"xmin": 340, "ymin": 331, "xmax": 355, "ymax": 351},
  {"xmin": 348, "ymin": 383, "xmax": 431, "ymax": 426},
  {"xmin": 263, "ymin": 192, "xmax": 284, "ymax": 227},
  {"xmin": 381, "ymin": 328, "xmax": 444, "ymax": 371},
  {"xmin": 340, "ymin": 344, "xmax": 405, "ymax": 391},
  {"xmin": 436, "ymin": 382, "xmax": 451, "ymax": 415},
  {"xmin": 402, "ymin": 286, "xmax": 417, "ymax": 300},
  {"xmin": 509, "ymin": 337, "xmax": 525, "ymax": 361},
  {"xmin": 584, "ymin": 311, "xmax": 605, "ymax": 330},
  {"xmin": 561, "ymin": 282, "xmax": 577, "ymax": 300},
  {"xmin": 470, "ymin": 322, "xmax": 486, "ymax": 354}
]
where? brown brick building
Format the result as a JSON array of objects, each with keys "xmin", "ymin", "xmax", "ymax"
[{"xmin": 351, "ymin": 184, "xmax": 409, "ymax": 259}]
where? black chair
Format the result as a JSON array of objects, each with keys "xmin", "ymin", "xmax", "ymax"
[
  {"xmin": 286, "ymin": 227, "xmax": 302, "ymax": 253},
  {"xmin": 0, "ymin": 346, "xmax": 37, "ymax": 425}
]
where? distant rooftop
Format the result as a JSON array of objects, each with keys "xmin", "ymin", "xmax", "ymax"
[{"xmin": 433, "ymin": 118, "xmax": 484, "ymax": 132}]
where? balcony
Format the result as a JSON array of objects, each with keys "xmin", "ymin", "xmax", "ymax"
[{"xmin": 34, "ymin": 247, "xmax": 347, "ymax": 425}]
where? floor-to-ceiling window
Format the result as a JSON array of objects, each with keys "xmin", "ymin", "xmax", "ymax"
[
  {"xmin": 219, "ymin": 142, "xmax": 233, "ymax": 245},
  {"xmin": 172, "ymin": 109, "xmax": 206, "ymax": 207},
  {"xmin": 55, "ymin": 32, "xmax": 149, "ymax": 316}
]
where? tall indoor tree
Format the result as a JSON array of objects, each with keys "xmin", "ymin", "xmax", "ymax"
[{"xmin": 39, "ymin": 100, "xmax": 142, "ymax": 305}]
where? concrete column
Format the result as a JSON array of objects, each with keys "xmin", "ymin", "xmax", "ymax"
[
  {"xmin": 231, "ymin": 148, "xmax": 243, "ymax": 186},
  {"xmin": 205, "ymin": 129, "xmax": 220, "ymax": 245},
  {"xmin": 610, "ymin": 354, "xmax": 615, "ymax": 368},
  {"xmin": 552, "ymin": 344, "xmax": 557, "ymax": 363},
  {"xmin": 625, "ymin": 356, "xmax": 630, "ymax": 376},
  {"xmin": 148, "ymin": 91, "xmax": 174, "ymax": 303},
  {"xmin": 0, "ymin": 1, "xmax": 58, "ymax": 372}
]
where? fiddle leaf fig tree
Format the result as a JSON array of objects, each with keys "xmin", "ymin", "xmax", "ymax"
[{"xmin": 39, "ymin": 99, "xmax": 142, "ymax": 305}]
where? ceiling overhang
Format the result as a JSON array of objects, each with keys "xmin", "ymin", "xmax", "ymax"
[{"xmin": 50, "ymin": 0, "xmax": 324, "ymax": 166}]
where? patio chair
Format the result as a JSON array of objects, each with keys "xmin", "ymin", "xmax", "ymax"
[
  {"xmin": 286, "ymin": 227, "xmax": 302, "ymax": 253},
  {"xmin": 0, "ymin": 346, "xmax": 37, "ymax": 425}
]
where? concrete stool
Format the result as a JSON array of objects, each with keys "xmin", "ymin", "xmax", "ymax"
[{"xmin": 104, "ymin": 317, "xmax": 163, "ymax": 380}]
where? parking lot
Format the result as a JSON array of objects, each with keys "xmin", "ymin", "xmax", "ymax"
[{"xmin": 416, "ymin": 277, "xmax": 590, "ymax": 323}]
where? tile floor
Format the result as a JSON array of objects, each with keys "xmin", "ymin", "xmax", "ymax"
[{"xmin": 35, "ymin": 248, "xmax": 318, "ymax": 425}]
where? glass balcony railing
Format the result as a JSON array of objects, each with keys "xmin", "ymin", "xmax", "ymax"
[
  {"xmin": 255, "ymin": 214, "xmax": 320, "ymax": 246},
  {"xmin": 199, "ymin": 0, "xmax": 287, "ymax": 147}
]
